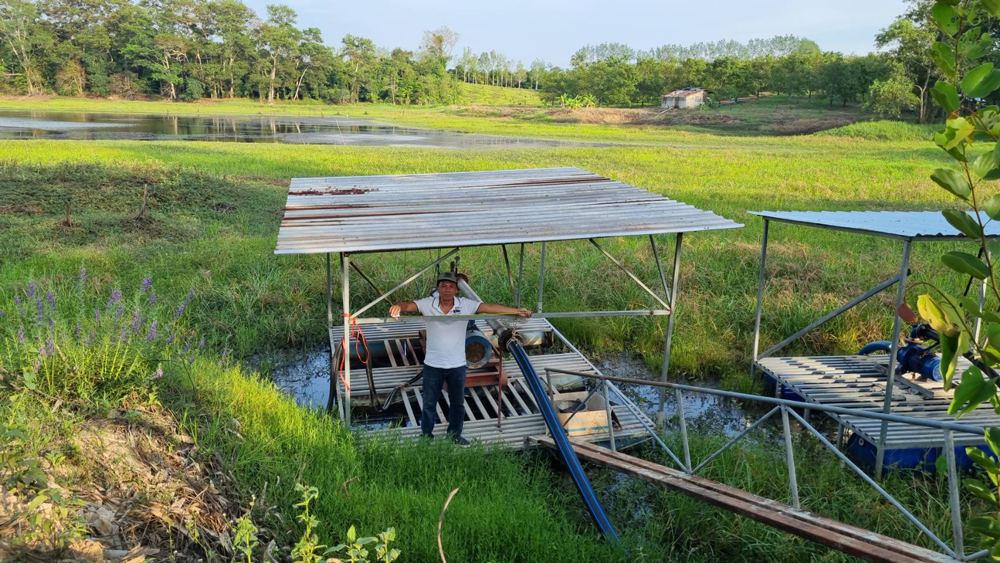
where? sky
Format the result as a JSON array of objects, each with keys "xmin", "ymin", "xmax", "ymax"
[{"xmin": 241, "ymin": 0, "xmax": 910, "ymax": 67}]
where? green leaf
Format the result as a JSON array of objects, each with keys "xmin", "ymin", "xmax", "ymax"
[
  {"xmin": 969, "ymin": 33, "xmax": 994, "ymax": 60},
  {"xmin": 347, "ymin": 525, "xmax": 356, "ymax": 543},
  {"xmin": 942, "ymin": 251, "xmax": 990, "ymax": 279},
  {"xmin": 968, "ymin": 447, "xmax": 1000, "ymax": 477},
  {"xmin": 969, "ymin": 516, "xmax": 1000, "ymax": 539},
  {"xmin": 942, "ymin": 209, "xmax": 982, "ymax": 237},
  {"xmin": 917, "ymin": 294, "xmax": 951, "ymax": 334},
  {"xmin": 988, "ymin": 324, "xmax": 1000, "ymax": 351},
  {"xmin": 932, "ymin": 81, "xmax": 960, "ymax": 113},
  {"xmin": 932, "ymin": 169, "xmax": 971, "ymax": 199},
  {"xmin": 933, "ymin": 3, "xmax": 960, "ymax": 35},
  {"xmin": 963, "ymin": 62, "xmax": 995, "ymax": 96},
  {"xmin": 26, "ymin": 494, "xmax": 48, "ymax": 512},
  {"xmin": 965, "ymin": 477, "xmax": 998, "ymax": 503},
  {"xmin": 987, "ymin": 427, "xmax": 1000, "ymax": 457},
  {"xmin": 940, "ymin": 329, "xmax": 970, "ymax": 390},
  {"xmin": 984, "ymin": 195, "xmax": 1000, "ymax": 221},
  {"xmin": 970, "ymin": 70, "xmax": 1000, "ymax": 99},
  {"xmin": 974, "ymin": 152, "xmax": 1000, "ymax": 178},
  {"xmin": 931, "ymin": 42, "xmax": 957, "ymax": 79},
  {"xmin": 357, "ymin": 537, "xmax": 376, "ymax": 545},
  {"xmin": 983, "ymin": 0, "xmax": 1000, "ymax": 18},
  {"xmin": 950, "ymin": 366, "xmax": 995, "ymax": 417}
]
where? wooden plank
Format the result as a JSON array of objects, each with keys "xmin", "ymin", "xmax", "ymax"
[
  {"xmin": 533, "ymin": 437, "xmax": 953, "ymax": 563},
  {"xmin": 400, "ymin": 388, "xmax": 417, "ymax": 427}
]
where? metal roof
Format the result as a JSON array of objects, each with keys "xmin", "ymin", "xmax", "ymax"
[
  {"xmin": 664, "ymin": 88, "xmax": 705, "ymax": 98},
  {"xmin": 750, "ymin": 210, "xmax": 1000, "ymax": 241},
  {"xmin": 275, "ymin": 167, "xmax": 742, "ymax": 254}
]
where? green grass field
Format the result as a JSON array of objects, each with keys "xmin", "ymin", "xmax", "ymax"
[
  {"xmin": 456, "ymin": 82, "xmax": 543, "ymax": 106},
  {"xmin": 0, "ymin": 97, "xmax": 988, "ymax": 561}
]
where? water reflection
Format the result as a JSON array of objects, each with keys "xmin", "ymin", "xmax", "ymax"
[{"xmin": 0, "ymin": 109, "xmax": 590, "ymax": 149}]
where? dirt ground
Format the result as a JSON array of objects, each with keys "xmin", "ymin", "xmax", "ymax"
[{"xmin": 1, "ymin": 405, "xmax": 238, "ymax": 562}]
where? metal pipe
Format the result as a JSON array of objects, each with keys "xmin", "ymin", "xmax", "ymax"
[
  {"xmin": 350, "ymin": 261, "xmax": 392, "ymax": 306},
  {"xmin": 543, "ymin": 367, "xmax": 988, "ymax": 435},
  {"xmin": 692, "ymin": 407, "xmax": 780, "ymax": 474},
  {"xmin": 326, "ymin": 253, "xmax": 333, "ymax": 327},
  {"xmin": 876, "ymin": 240, "xmax": 912, "ymax": 476},
  {"xmin": 342, "ymin": 253, "xmax": 352, "ymax": 428},
  {"xmin": 676, "ymin": 389, "xmax": 691, "ymax": 472},
  {"xmin": 758, "ymin": 273, "xmax": 901, "ymax": 360},
  {"xmin": 546, "ymin": 323, "xmax": 686, "ymax": 469},
  {"xmin": 781, "ymin": 406, "xmax": 800, "ymax": 510},
  {"xmin": 350, "ymin": 248, "xmax": 460, "ymax": 319},
  {"xmin": 560, "ymin": 385, "xmax": 602, "ymax": 429},
  {"xmin": 651, "ymin": 234, "xmax": 670, "ymax": 299},
  {"xmin": 515, "ymin": 243, "xmax": 525, "ymax": 308},
  {"xmin": 355, "ymin": 309, "xmax": 671, "ymax": 324},
  {"xmin": 787, "ymin": 408, "xmax": 956, "ymax": 558},
  {"xmin": 752, "ymin": 220, "xmax": 769, "ymax": 364},
  {"xmin": 537, "ymin": 242, "xmax": 546, "ymax": 313},
  {"xmin": 590, "ymin": 238, "xmax": 671, "ymax": 311},
  {"xmin": 605, "ymin": 380, "xmax": 616, "ymax": 452},
  {"xmin": 975, "ymin": 278, "xmax": 987, "ymax": 344},
  {"xmin": 945, "ymin": 430, "xmax": 965, "ymax": 557},
  {"xmin": 658, "ymin": 233, "xmax": 683, "ymax": 425},
  {"xmin": 501, "ymin": 245, "xmax": 515, "ymax": 293}
]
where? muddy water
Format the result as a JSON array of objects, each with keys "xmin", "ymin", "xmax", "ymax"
[
  {"xmin": 261, "ymin": 346, "xmax": 756, "ymax": 435},
  {"xmin": 0, "ymin": 110, "xmax": 596, "ymax": 149}
]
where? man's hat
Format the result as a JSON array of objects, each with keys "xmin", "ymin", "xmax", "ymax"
[{"xmin": 437, "ymin": 271, "xmax": 459, "ymax": 284}]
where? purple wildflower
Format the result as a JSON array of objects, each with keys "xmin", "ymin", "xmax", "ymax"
[
  {"xmin": 14, "ymin": 296, "xmax": 24, "ymax": 317},
  {"xmin": 74, "ymin": 322, "xmax": 81, "ymax": 339},
  {"xmin": 17, "ymin": 325, "xmax": 25, "ymax": 344},
  {"xmin": 33, "ymin": 357, "xmax": 40, "ymax": 373},
  {"xmin": 0, "ymin": 311, "xmax": 5, "ymax": 317},
  {"xmin": 152, "ymin": 367, "xmax": 163, "ymax": 379},
  {"xmin": 167, "ymin": 333, "xmax": 175, "ymax": 345},
  {"xmin": 78, "ymin": 268, "xmax": 86, "ymax": 284},
  {"xmin": 39, "ymin": 345, "xmax": 47, "ymax": 359},
  {"xmin": 107, "ymin": 289, "xmax": 122, "ymax": 309},
  {"xmin": 45, "ymin": 339, "xmax": 54, "ymax": 357},
  {"xmin": 149, "ymin": 291, "xmax": 157, "ymax": 306},
  {"xmin": 188, "ymin": 355, "xmax": 195, "ymax": 365},
  {"xmin": 174, "ymin": 289, "xmax": 194, "ymax": 320},
  {"xmin": 148, "ymin": 320, "xmax": 157, "ymax": 342},
  {"xmin": 130, "ymin": 310, "xmax": 142, "ymax": 334},
  {"xmin": 198, "ymin": 338, "xmax": 205, "ymax": 350},
  {"xmin": 182, "ymin": 341, "xmax": 192, "ymax": 354},
  {"xmin": 141, "ymin": 277, "xmax": 152, "ymax": 293},
  {"xmin": 94, "ymin": 308, "xmax": 100, "ymax": 325},
  {"xmin": 46, "ymin": 291, "xmax": 55, "ymax": 311},
  {"xmin": 36, "ymin": 299, "xmax": 44, "ymax": 323},
  {"xmin": 114, "ymin": 303, "xmax": 123, "ymax": 320},
  {"xmin": 26, "ymin": 284, "xmax": 36, "ymax": 299},
  {"xmin": 84, "ymin": 333, "xmax": 94, "ymax": 348}
]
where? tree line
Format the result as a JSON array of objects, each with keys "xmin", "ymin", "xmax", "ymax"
[
  {"xmin": 0, "ymin": 0, "xmax": 985, "ymax": 120},
  {"xmin": 0, "ymin": 0, "xmax": 464, "ymax": 104}
]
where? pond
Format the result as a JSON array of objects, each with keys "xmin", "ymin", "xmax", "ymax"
[{"xmin": 0, "ymin": 109, "xmax": 590, "ymax": 149}]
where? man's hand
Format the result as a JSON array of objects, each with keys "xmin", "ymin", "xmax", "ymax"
[
  {"xmin": 516, "ymin": 308, "xmax": 532, "ymax": 318},
  {"xmin": 389, "ymin": 304, "xmax": 402, "ymax": 318}
]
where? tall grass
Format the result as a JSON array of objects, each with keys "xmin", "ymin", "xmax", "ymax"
[{"xmin": 818, "ymin": 120, "xmax": 939, "ymax": 142}]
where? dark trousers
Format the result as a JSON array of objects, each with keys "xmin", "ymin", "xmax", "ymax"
[{"xmin": 421, "ymin": 365, "xmax": 466, "ymax": 438}]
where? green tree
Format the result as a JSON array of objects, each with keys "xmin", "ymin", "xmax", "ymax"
[
  {"xmin": 0, "ymin": 0, "xmax": 52, "ymax": 94},
  {"xmin": 876, "ymin": 11, "xmax": 938, "ymax": 122},
  {"xmin": 866, "ymin": 64, "xmax": 920, "ymax": 117},
  {"xmin": 260, "ymin": 4, "xmax": 300, "ymax": 103},
  {"xmin": 341, "ymin": 34, "xmax": 375, "ymax": 103}
]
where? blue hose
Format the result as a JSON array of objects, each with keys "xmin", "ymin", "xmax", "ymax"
[{"xmin": 507, "ymin": 340, "xmax": 619, "ymax": 541}]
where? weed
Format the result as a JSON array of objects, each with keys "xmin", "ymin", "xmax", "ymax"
[{"xmin": 291, "ymin": 483, "xmax": 325, "ymax": 563}]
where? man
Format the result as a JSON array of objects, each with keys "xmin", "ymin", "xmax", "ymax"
[{"xmin": 389, "ymin": 271, "xmax": 531, "ymax": 445}]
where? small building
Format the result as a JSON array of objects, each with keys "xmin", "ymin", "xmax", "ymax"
[{"xmin": 661, "ymin": 87, "xmax": 705, "ymax": 109}]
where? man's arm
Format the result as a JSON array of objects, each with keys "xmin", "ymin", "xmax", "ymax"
[
  {"xmin": 476, "ymin": 302, "xmax": 532, "ymax": 318},
  {"xmin": 389, "ymin": 301, "xmax": 418, "ymax": 317}
]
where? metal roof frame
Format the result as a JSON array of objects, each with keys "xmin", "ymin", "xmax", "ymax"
[{"xmin": 750, "ymin": 210, "xmax": 1000, "ymax": 241}]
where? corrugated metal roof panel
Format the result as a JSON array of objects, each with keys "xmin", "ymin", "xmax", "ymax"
[
  {"xmin": 750, "ymin": 210, "xmax": 1000, "ymax": 240},
  {"xmin": 275, "ymin": 167, "xmax": 742, "ymax": 254}
]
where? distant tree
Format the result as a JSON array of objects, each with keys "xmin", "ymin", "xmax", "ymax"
[
  {"xmin": 875, "ymin": 8, "xmax": 939, "ymax": 122},
  {"xmin": 0, "ymin": 0, "xmax": 52, "ymax": 94},
  {"xmin": 260, "ymin": 4, "xmax": 300, "ymax": 103},
  {"xmin": 529, "ymin": 59, "xmax": 546, "ymax": 89},
  {"xmin": 341, "ymin": 34, "xmax": 375, "ymax": 103},
  {"xmin": 420, "ymin": 26, "xmax": 458, "ymax": 62},
  {"xmin": 515, "ymin": 61, "xmax": 526, "ymax": 88},
  {"xmin": 866, "ymin": 64, "xmax": 920, "ymax": 117}
]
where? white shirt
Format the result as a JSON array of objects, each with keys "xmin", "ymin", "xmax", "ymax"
[{"xmin": 414, "ymin": 295, "xmax": 483, "ymax": 369}]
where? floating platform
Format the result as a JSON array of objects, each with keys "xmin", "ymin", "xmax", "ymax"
[
  {"xmin": 332, "ymin": 318, "xmax": 655, "ymax": 449},
  {"xmin": 755, "ymin": 355, "xmax": 995, "ymax": 470}
]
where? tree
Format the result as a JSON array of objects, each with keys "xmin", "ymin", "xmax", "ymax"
[
  {"xmin": 341, "ymin": 34, "xmax": 375, "ymax": 103},
  {"xmin": 260, "ymin": 4, "xmax": 300, "ymax": 103},
  {"xmin": 0, "ymin": 0, "xmax": 52, "ymax": 94},
  {"xmin": 866, "ymin": 64, "xmax": 919, "ymax": 117},
  {"xmin": 420, "ymin": 26, "xmax": 458, "ymax": 62},
  {"xmin": 876, "ymin": 9, "xmax": 938, "ymax": 122}
]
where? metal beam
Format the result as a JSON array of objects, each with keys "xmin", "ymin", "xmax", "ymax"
[
  {"xmin": 590, "ymin": 238, "xmax": 672, "ymax": 311},
  {"xmin": 751, "ymin": 220, "xmax": 769, "ymax": 364},
  {"xmin": 876, "ymin": 240, "xmax": 912, "ymax": 476},
  {"xmin": 758, "ymin": 273, "xmax": 901, "ymax": 361},
  {"xmin": 341, "ymin": 253, "xmax": 352, "ymax": 428},
  {"xmin": 353, "ymin": 309, "xmax": 671, "ymax": 324},
  {"xmin": 515, "ymin": 243, "xmax": 525, "ymax": 308},
  {"xmin": 537, "ymin": 242, "xmax": 547, "ymax": 313},
  {"xmin": 350, "ymin": 248, "xmax": 460, "ymax": 319},
  {"xmin": 658, "ymin": 233, "xmax": 683, "ymax": 425}
]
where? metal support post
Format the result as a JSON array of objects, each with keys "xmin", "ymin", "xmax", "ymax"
[
  {"xmin": 351, "ymin": 248, "xmax": 459, "ymax": 318},
  {"xmin": 501, "ymin": 245, "xmax": 515, "ymax": 293},
  {"xmin": 591, "ymin": 238, "xmax": 671, "ymax": 310},
  {"xmin": 658, "ymin": 233, "xmax": 683, "ymax": 426},
  {"xmin": 515, "ymin": 243, "xmax": 525, "ymax": 308},
  {"xmin": 875, "ymin": 240, "xmax": 912, "ymax": 476},
  {"xmin": 751, "ymin": 220, "xmax": 769, "ymax": 371},
  {"xmin": 326, "ymin": 253, "xmax": 333, "ymax": 327},
  {"xmin": 537, "ymin": 242, "xmax": 546, "ymax": 313},
  {"xmin": 944, "ymin": 430, "xmax": 965, "ymax": 557},
  {"xmin": 676, "ymin": 389, "xmax": 692, "ymax": 472},
  {"xmin": 604, "ymin": 380, "xmax": 616, "ymax": 452},
  {"xmin": 975, "ymin": 277, "xmax": 987, "ymax": 344},
  {"xmin": 342, "ymin": 253, "xmax": 352, "ymax": 428},
  {"xmin": 781, "ymin": 405, "xmax": 800, "ymax": 510}
]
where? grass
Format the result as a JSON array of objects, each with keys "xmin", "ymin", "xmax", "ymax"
[
  {"xmin": 0, "ymin": 98, "xmax": 991, "ymax": 561},
  {"xmin": 456, "ymin": 83, "xmax": 543, "ymax": 106}
]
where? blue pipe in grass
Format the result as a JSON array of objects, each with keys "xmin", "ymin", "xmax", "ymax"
[{"xmin": 506, "ymin": 339, "xmax": 619, "ymax": 541}]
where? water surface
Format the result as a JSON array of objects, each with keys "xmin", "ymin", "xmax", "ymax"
[{"xmin": 0, "ymin": 109, "xmax": 588, "ymax": 149}]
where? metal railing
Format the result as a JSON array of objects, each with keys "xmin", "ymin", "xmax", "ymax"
[{"xmin": 544, "ymin": 367, "xmax": 988, "ymax": 562}]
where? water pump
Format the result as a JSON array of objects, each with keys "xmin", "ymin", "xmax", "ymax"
[{"xmin": 859, "ymin": 307, "xmax": 942, "ymax": 381}]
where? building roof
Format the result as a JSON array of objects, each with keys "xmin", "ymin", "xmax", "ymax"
[
  {"xmin": 274, "ymin": 167, "xmax": 742, "ymax": 254},
  {"xmin": 750, "ymin": 210, "xmax": 1000, "ymax": 241},
  {"xmin": 664, "ymin": 88, "xmax": 705, "ymax": 98}
]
